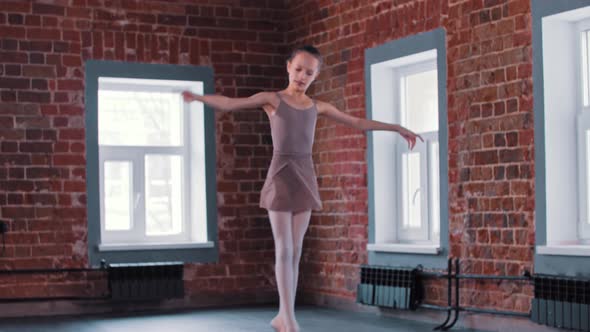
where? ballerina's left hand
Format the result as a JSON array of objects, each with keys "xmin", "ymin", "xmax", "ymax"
[{"xmin": 398, "ymin": 127, "xmax": 424, "ymax": 150}]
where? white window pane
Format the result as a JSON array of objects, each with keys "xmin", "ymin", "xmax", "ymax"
[
  {"xmin": 98, "ymin": 90, "xmax": 183, "ymax": 146},
  {"xmin": 145, "ymin": 155, "xmax": 183, "ymax": 236},
  {"xmin": 402, "ymin": 152, "xmax": 421, "ymax": 229},
  {"xmin": 402, "ymin": 70, "xmax": 438, "ymax": 133},
  {"xmin": 430, "ymin": 142, "xmax": 440, "ymax": 236},
  {"xmin": 586, "ymin": 130, "xmax": 590, "ymax": 224},
  {"xmin": 583, "ymin": 31, "xmax": 589, "ymax": 107},
  {"xmin": 104, "ymin": 161, "xmax": 132, "ymax": 231}
]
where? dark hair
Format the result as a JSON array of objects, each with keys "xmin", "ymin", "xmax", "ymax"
[{"xmin": 288, "ymin": 45, "xmax": 323, "ymax": 68}]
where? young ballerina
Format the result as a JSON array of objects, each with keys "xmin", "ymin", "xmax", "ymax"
[{"xmin": 182, "ymin": 45, "xmax": 422, "ymax": 332}]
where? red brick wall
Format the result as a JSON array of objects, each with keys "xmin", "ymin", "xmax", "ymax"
[
  {"xmin": 288, "ymin": 0, "xmax": 535, "ymax": 313},
  {"xmin": 0, "ymin": 0, "xmax": 537, "ymax": 319},
  {"xmin": 0, "ymin": 0, "xmax": 287, "ymax": 304}
]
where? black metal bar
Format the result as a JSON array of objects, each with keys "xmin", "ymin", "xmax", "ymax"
[
  {"xmin": 420, "ymin": 304, "xmax": 530, "ymax": 317},
  {"xmin": 433, "ymin": 258, "xmax": 453, "ymax": 330},
  {"xmin": 418, "ymin": 271, "xmax": 531, "ymax": 281},
  {"xmin": 0, "ymin": 268, "xmax": 100, "ymax": 275},
  {"xmin": 420, "ymin": 303, "xmax": 451, "ymax": 311},
  {"xmin": 442, "ymin": 258, "xmax": 461, "ymax": 330},
  {"xmin": 456, "ymin": 275, "xmax": 531, "ymax": 281},
  {"xmin": 0, "ymin": 296, "xmax": 110, "ymax": 302},
  {"xmin": 460, "ymin": 306, "xmax": 530, "ymax": 317}
]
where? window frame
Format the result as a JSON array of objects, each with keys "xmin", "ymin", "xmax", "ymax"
[
  {"xmin": 365, "ymin": 28, "xmax": 448, "ymax": 269},
  {"xmin": 392, "ymin": 61, "xmax": 440, "ymax": 244},
  {"xmin": 85, "ymin": 60, "xmax": 218, "ymax": 267},
  {"xmin": 533, "ymin": 0, "xmax": 590, "ymax": 275}
]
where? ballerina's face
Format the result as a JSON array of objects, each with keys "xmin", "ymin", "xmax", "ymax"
[{"xmin": 287, "ymin": 51, "xmax": 320, "ymax": 92}]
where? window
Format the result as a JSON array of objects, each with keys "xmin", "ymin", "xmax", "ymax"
[
  {"xmin": 535, "ymin": 5, "xmax": 590, "ymax": 256},
  {"xmin": 394, "ymin": 61, "xmax": 439, "ymax": 243},
  {"xmin": 578, "ymin": 19, "xmax": 590, "ymax": 240},
  {"xmin": 98, "ymin": 78, "xmax": 203, "ymax": 247},
  {"xmin": 533, "ymin": 1, "xmax": 590, "ymax": 276},
  {"xmin": 85, "ymin": 61, "xmax": 218, "ymax": 266},
  {"xmin": 365, "ymin": 28, "xmax": 448, "ymax": 268}
]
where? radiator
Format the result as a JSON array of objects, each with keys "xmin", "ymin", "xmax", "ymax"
[
  {"xmin": 108, "ymin": 262, "xmax": 184, "ymax": 300},
  {"xmin": 531, "ymin": 274, "xmax": 590, "ymax": 331},
  {"xmin": 356, "ymin": 265, "xmax": 421, "ymax": 310}
]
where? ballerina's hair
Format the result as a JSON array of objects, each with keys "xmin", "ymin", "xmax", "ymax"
[{"xmin": 287, "ymin": 45, "xmax": 323, "ymax": 69}]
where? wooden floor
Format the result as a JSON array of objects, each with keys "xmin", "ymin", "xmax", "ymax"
[{"xmin": 0, "ymin": 305, "xmax": 483, "ymax": 332}]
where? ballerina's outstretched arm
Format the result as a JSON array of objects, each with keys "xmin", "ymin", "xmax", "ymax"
[
  {"xmin": 316, "ymin": 100, "xmax": 424, "ymax": 150},
  {"xmin": 181, "ymin": 90, "xmax": 278, "ymax": 113}
]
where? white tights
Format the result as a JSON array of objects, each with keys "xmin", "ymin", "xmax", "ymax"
[{"xmin": 268, "ymin": 210, "xmax": 312, "ymax": 330}]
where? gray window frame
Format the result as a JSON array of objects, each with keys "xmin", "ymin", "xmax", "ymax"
[
  {"xmin": 85, "ymin": 60, "xmax": 218, "ymax": 267},
  {"xmin": 533, "ymin": 0, "xmax": 590, "ymax": 276},
  {"xmin": 365, "ymin": 28, "xmax": 449, "ymax": 269}
]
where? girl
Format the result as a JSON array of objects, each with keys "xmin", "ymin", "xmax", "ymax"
[{"xmin": 182, "ymin": 45, "xmax": 422, "ymax": 332}]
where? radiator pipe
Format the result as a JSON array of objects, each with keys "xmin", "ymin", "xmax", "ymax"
[
  {"xmin": 419, "ymin": 271, "xmax": 531, "ymax": 281},
  {"xmin": 442, "ymin": 258, "xmax": 460, "ymax": 330},
  {"xmin": 460, "ymin": 306, "xmax": 530, "ymax": 317},
  {"xmin": 433, "ymin": 258, "xmax": 453, "ymax": 330},
  {"xmin": 420, "ymin": 304, "xmax": 530, "ymax": 318},
  {"xmin": 420, "ymin": 303, "xmax": 452, "ymax": 311},
  {"xmin": 456, "ymin": 275, "xmax": 531, "ymax": 281},
  {"xmin": 0, "ymin": 296, "xmax": 110, "ymax": 302},
  {"xmin": 0, "ymin": 268, "xmax": 101, "ymax": 275},
  {"xmin": 0, "ymin": 260, "xmax": 107, "ymax": 275}
]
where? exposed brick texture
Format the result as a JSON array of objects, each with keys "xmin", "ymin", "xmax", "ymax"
[
  {"xmin": 1, "ymin": 0, "xmax": 537, "ymax": 322},
  {"xmin": 287, "ymin": 0, "xmax": 534, "ymax": 314},
  {"xmin": 0, "ymin": 0, "xmax": 287, "ymax": 303}
]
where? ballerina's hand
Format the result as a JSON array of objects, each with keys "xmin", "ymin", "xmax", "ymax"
[
  {"xmin": 181, "ymin": 91, "xmax": 197, "ymax": 103},
  {"xmin": 398, "ymin": 127, "xmax": 424, "ymax": 150}
]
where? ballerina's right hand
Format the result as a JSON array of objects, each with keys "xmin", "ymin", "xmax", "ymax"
[{"xmin": 181, "ymin": 91, "xmax": 196, "ymax": 103}]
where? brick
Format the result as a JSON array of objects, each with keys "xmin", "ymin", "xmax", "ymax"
[
  {"xmin": 19, "ymin": 142, "xmax": 53, "ymax": 153},
  {"xmin": 63, "ymin": 181, "xmax": 85, "ymax": 192},
  {"xmin": 58, "ymin": 128, "xmax": 83, "ymax": 140},
  {"xmin": 1, "ymin": 51, "xmax": 28, "ymax": 63},
  {"xmin": 56, "ymin": 79, "xmax": 83, "ymax": 90},
  {"xmin": 1, "ymin": 141, "xmax": 17, "ymax": 153},
  {"xmin": 0, "ymin": 78, "xmax": 29, "ymax": 90},
  {"xmin": 474, "ymin": 151, "xmax": 498, "ymax": 165},
  {"xmin": 8, "ymin": 14, "xmax": 24, "ymax": 25},
  {"xmin": 32, "ymin": 3, "xmax": 65, "ymax": 16},
  {"xmin": 0, "ymin": 26, "xmax": 26, "ymax": 39},
  {"xmin": 26, "ymin": 167, "xmax": 60, "ymax": 179},
  {"xmin": 3, "ymin": 1, "xmax": 31, "ymax": 12},
  {"xmin": 22, "ymin": 65, "xmax": 55, "ymax": 77},
  {"xmin": 17, "ymin": 92, "xmax": 50, "ymax": 103},
  {"xmin": 53, "ymin": 155, "xmax": 85, "ymax": 166},
  {"xmin": 26, "ymin": 28, "xmax": 61, "ymax": 40},
  {"xmin": 506, "ymin": 0, "xmax": 530, "ymax": 16},
  {"xmin": 2, "ymin": 206, "xmax": 35, "ymax": 219},
  {"xmin": 42, "ymin": 16, "xmax": 58, "ymax": 27},
  {"xmin": 29, "ymin": 53, "xmax": 44, "ymax": 64}
]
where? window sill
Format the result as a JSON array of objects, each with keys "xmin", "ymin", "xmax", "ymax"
[
  {"xmin": 536, "ymin": 245, "xmax": 590, "ymax": 256},
  {"xmin": 98, "ymin": 241, "xmax": 215, "ymax": 252},
  {"xmin": 367, "ymin": 243, "xmax": 441, "ymax": 255}
]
